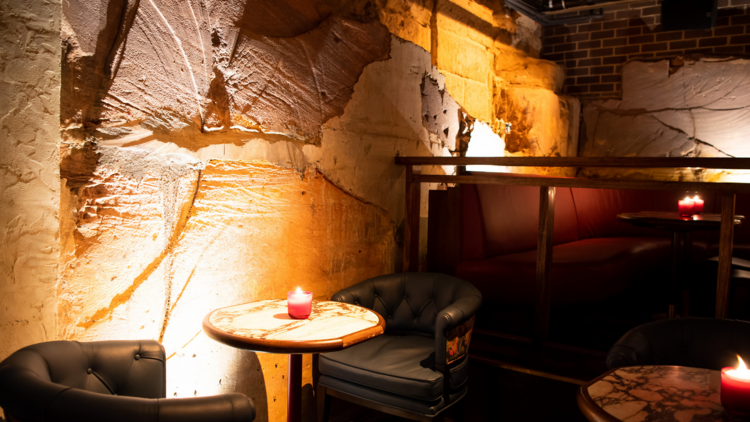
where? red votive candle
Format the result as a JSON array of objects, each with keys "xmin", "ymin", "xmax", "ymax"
[
  {"xmin": 692, "ymin": 195, "xmax": 704, "ymax": 215},
  {"xmin": 678, "ymin": 197, "xmax": 694, "ymax": 217},
  {"xmin": 287, "ymin": 287, "xmax": 312, "ymax": 319},
  {"xmin": 721, "ymin": 355, "xmax": 750, "ymax": 416}
]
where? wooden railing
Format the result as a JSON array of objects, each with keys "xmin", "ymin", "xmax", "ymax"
[{"xmin": 396, "ymin": 156, "xmax": 750, "ymax": 344}]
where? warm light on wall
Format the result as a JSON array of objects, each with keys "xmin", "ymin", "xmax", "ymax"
[{"xmin": 465, "ymin": 121, "xmax": 506, "ymax": 173}]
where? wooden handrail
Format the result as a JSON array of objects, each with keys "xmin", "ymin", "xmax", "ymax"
[
  {"xmin": 397, "ymin": 155, "xmax": 749, "ymax": 344},
  {"xmin": 395, "ymin": 156, "xmax": 750, "ymax": 169}
]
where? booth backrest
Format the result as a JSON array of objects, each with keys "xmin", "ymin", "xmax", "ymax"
[{"xmin": 461, "ymin": 185, "xmax": 750, "ymax": 260}]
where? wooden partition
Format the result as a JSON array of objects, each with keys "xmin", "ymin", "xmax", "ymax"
[{"xmin": 395, "ymin": 156, "xmax": 750, "ymax": 344}]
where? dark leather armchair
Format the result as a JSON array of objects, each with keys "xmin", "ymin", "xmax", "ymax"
[
  {"xmin": 0, "ymin": 340, "xmax": 255, "ymax": 422},
  {"xmin": 607, "ymin": 317, "xmax": 750, "ymax": 370},
  {"xmin": 317, "ymin": 272, "xmax": 482, "ymax": 422}
]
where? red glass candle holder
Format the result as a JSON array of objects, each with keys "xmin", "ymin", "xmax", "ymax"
[
  {"xmin": 287, "ymin": 290, "xmax": 312, "ymax": 319},
  {"xmin": 692, "ymin": 196, "xmax": 704, "ymax": 215},
  {"xmin": 721, "ymin": 367, "xmax": 750, "ymax": 416},
  {"xmin": 678, "ymin": 198, "xmax": 694, "ymax": 217}
]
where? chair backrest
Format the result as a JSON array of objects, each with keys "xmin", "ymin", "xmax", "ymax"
[
  {"xmin": 331, "ymin": 272, "xmax": 481, "ymax": 337},
  {"xmin": 607, "ymin": 318, "xmax": 750, "ymax": 370}
]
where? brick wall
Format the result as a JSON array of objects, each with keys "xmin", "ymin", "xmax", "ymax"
[{"xmin": 541, "ymin": 0, "xmax": 750, "ymax": 99}]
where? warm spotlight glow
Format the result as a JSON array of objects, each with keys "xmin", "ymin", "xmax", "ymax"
[{"xmin": 465, "ymin": 121, "xmax": 506, "ymax": 173}]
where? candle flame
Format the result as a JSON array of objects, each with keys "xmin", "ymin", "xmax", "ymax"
[
  {"xmin": 296, "ymin": 287, "xmax": 303, "ymax": 294},
  {"xmin": 693, "ymin": 195, "xmax": 701, "ymax": 201},
  {"xmin": 727, "ymin": 354, "xmax": 750, "ymax": 381},
  {"xmin": 739, "ymin": 355, "xmax": 748, "ymax": 372},
  {"xmin": 684, "ymin": 196, "xmax": 692, "ymax": 201}
]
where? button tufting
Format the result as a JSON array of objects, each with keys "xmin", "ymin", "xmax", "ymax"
[
  {"xmin": 134, "ymin": 354, "xmax": 140, "ymax": 360},
  {"xmin": 87, "ymin": 368, "xmax": 92, "ymax": 374}
]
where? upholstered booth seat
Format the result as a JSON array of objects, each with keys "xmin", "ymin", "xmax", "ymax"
[
  {"xmin": 457, "ymin": 237, "xmax": 674, "ymax": 305},
  {"xmin": 0, "ymin": 340, "xmax": 255, "ymax": 422},
  {"xmin": 317, "ymin": 272, "xmax": 481, "ymax": 421},
  {"xmin": 606, "ymin": 317, "xmax": 750, "ymax": 370}
]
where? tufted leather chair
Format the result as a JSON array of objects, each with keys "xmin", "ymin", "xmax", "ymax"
[
  {"xmin": 607, "ymin": 317, "xmax": 750, "ymax": 370},
  {"xmin": 0, "ymin": 340, "xmax": 255, "ymax": 422},
  {"xmin": 317, "ymin": 272, "xmax": 482, "ymax": 422}
]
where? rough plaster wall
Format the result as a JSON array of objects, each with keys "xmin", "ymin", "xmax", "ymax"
[
  {"xmin": 0, "ymin": 0, "xmax": 61, "ymax": 366},
  {"xmin": 580, "ymin": 58, "xmax": 750, "ymax": 181}
]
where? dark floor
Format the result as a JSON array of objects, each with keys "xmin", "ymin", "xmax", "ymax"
[{"xmin": 329, "ymin": 359, "xmax": 586, "ymax": 422}]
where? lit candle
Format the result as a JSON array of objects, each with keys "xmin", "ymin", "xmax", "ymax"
[
  {"xmin": 721, "ymin": 355, "xmax": 750, "ymax": 416},
  {"xmin": 287, "ymin": 287, "xmax": 312, "ymax": 319},
  {"xmin": 678, "ymin": 197, "xmax": 694, "ymax": 217},
  {"xmin": 692, "ymin": 195, "xmax": 704, "ymax": 215}
]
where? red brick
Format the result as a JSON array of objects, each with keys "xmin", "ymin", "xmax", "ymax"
[
  {"xmin": 567, "ymin": 33, "xmax": 590, "ymax": 42},
  {"xmin": 731, "ymin": 34, "xmax": 750, "ymax": 43},
  {"xmin": 546, "ymin": 35, "xmax": 566, "ymax": 45},
  {"xmin": 591, "ymin": 65, "xmax": 615, "ymax": 75},
  {"xmin": 565, "ymin": 60, "xmax": 577, "ymax": 68},
  {"xmin": 579, "ymin": 58, "xmax": 602, "ymax": 66},
  {"xmin": 629, "ymin": 0, "xmax": 657, "ymax": 7},
  {"xmin": 602, "ymin": 74, "xmax": 622, "ymax": 83},
  {"xmin": 629, "ymin": 16, "xmax": 656, "ymax": 27},
  {"xmin": 657, "ymin": 31, "xmax": 683, "ymax": 41},
  {"xmin": 719, "ymin": 0, "xmax": 730, "ymax": 6},
  {"xmin": 615, "ymin": 45, "xmax": 640, "ymax": 54},
  {"xmin": 684, "ymin": 48, "xmax": 714, "ymax": 54},
  {"xmin": 656, "ymin": 51, "xmax": 681, "ymax": 57},
  {"xmin": 629, "ymin": 34, "xmax": 655, "ymax": 44},
  {"xmin": 590, "ymin": 83, "xmax": 616, "ymax": 92},
  {"xmin": 591, "ymin": 30, "xmax": 616, "ymax": 40},
  {"xmin": 555, "ymin": 43, "xmax": 577, "ymax": 52},
  {"xmin": 604, "ymin": 20, "xmax": 629, "ymax": 30},
  {"xmin": 603, "ymin": 3, "xmax": 631, "ymax": 12},
  {"xmin": 628, "ymin": 53, "xmax": 655, "ymax": 60},
  {"xmin": 579, "ymin": 40, "xmax": 602, "ymax": 49},
  {"xmin": 617, "ymin": 9, "xmax": 642, "ymax": 20},
  {"xmin": 699, "ymin": 37, "xmax": 729, "ymax": 47},
  {"xmin": 617, "ymin": 27, "xmax": 642, "ymax": 37},
  {"xmin": 603, "ymin": 55, "xmax": 628, "ymax": 65},
  {"xmin": 684, "ymin": 29, "xmax": 714, "ymax": 39},
  {"xmin": 568, "ymin": 68, "xmax": 589, "ymax": 76},
  {"xmin": 641, "ymin": 24, "xmax": 663, "ymax": 34},
  {"xmin": 544, "ymin": 26, "xmax": 556, "ymax": 37},
  {"xmin": 577, "ymin": 76, "xmax": 600, "ymax": 84},
  {"xmin": 714, "ymin": 45, "xmax": 746, "ymax": 54},
  {"xmin": 718, "ymin": 7, "xmax": 746, "ymax": 17},
  {"xmin": 578, "ymin": 22, "xmax": 603, "ymax": 32},
  {"xmin": 564, "ymin": 77, "xmax": 576, "ymax": 86},
  {"xmin": 604, "ymin": 38, "xmax": 628, "ymax": 47},
  {"xmin": 543, "ymin": 53, "xmax": 565, "ymax": 61},
  {"xmin": 641, "ymin": 6, "xmax": 661, "ymax": 16},
  {"xmin": 590, "ymin": 47, "xmax": 614, "ymax": 57},
  {"xmin": 714, "ymin": 25, "xmax": 744, "ymax": 36},
  {"xmin": 671, "ymin": 39, "xmax": 697, "ymax": 49},
  {"xmin": 565, "ymin": 85, "xmax": 589, "ymax": 94},
  {"xmin": 566, "ymin": 50, "xmax": 588, "ymax": 60},
  {"xmin": 717, "ymin": 17, "xmax": 731, "ymax": 26},
  {"xmin": 554, "ymin": 26, "xmax": 576, "ymax": 36},
  {"xmin": 732, "ymin": 0, "xmax": 750, "ymax": 5},
  {"xmin": 642, "ymin": 42, "xmax": 668, "ymax": 52}
]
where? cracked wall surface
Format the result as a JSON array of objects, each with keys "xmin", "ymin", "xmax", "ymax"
[
  {"xmin": 580, "ymin": 57, "xmax": 750, "ymax": 181},
  {"xmin": 0, "ymin": 0, "xmax": 61, "ymax": 370},
  {"xmin": 0, "ymin": 1, "xmax": 577, "ymax": 421}
]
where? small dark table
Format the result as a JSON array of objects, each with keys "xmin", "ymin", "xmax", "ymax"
[
  {"xmin": 617, "ymin": 212, "xmax": 743, "ymax": 318},
  {"xmin": 577, "ymin": 365, "xmax": 745, "ymax": 422}
]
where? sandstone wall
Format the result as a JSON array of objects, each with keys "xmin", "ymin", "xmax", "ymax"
[
  {"xmin": 580, "ymin": 57, "xmax": 750, "ymax": 181},
  {"xmin": 0, "ymin": 1, "xmax": 576, "ymax": 421},
  {"xmin": 0, "ymin": 0, "xmax": 61, "ymax": 369}
]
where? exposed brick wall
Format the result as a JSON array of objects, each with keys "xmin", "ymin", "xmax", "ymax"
[{"xmin": 541, "ymin": 0, "xmax": 750, "ymax": 99}]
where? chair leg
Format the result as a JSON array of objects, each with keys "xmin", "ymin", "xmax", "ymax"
[{"xmin": 317, "ymin": 384, "xmax": 331, "ymax": 422}]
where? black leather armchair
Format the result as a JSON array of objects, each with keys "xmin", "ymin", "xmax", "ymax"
[
  {"xmin": 607, "ymin": 317, "xmax": 750, "ymax": 370},
  {"xmin": 317, "ymin": 272, "xmax": 482, "ymax": 422},
  {"xmin": 0, "ymin": 340, "xmax": 255, "ymax": 422}
]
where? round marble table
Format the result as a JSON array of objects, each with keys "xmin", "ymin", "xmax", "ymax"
[
  {"xmin": 577, "ymin": 365, "xmax": 746, "ymax": 422},
  {"xmin": 204, "ymin": 299, "xmax": 385, "ymax": 422}
]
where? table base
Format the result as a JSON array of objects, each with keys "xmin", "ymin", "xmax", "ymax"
[{"xmin": 288, "ymin": 354, "xmax": 302, "ymax": 422}]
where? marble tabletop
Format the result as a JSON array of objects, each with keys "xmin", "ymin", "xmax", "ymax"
[
  {"xmin": 579, "ymin": 365, "xmax": 746, "ymax": 422},
  {"xmin": 203, "ymin": 299, "xmax": 385, "ymax": 354}
]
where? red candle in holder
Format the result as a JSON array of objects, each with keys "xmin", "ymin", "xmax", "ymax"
[
  {"xmin": 721, "ymin": 355, "xmax": 750, "ymax": 416},
  {"xmin": 678, "ymin": 197, "xmax": 695, "ymax": 217},
  {"xmin": 287, "ymin": 287, "xmax": 312, "ymax": 319},
  {"xmin": 692, "ymin": 195, "xmax": 704, "ymax": 215}
]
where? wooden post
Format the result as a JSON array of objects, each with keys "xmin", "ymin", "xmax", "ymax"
[
  {"xmin": 535, "ymin": 186, "xmax": 555, "ymax": 345},
  {"xmin": 715, "ymin": 193, "xmax": 736, "ymax": 318},
  {"xmin": 404, "ymin": 165, "xmax": 421, "ymax": 272}
]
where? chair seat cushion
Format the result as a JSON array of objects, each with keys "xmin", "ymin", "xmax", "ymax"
[
  {"xmin": 319, "ymin": 335, "xmax": 467, "ymax": 402},
  {"xmin": 456, "ymin": 237, "xmax": 678, "ymax": 305}
]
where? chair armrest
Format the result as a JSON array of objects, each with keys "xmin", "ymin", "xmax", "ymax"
[
  {"xmin": 434, "ymin": 294, "xmax": 482, "ymax": 366},
  {"xmin": 44, "ymin": 389, "xmax": 255, "ymax": 422}
]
